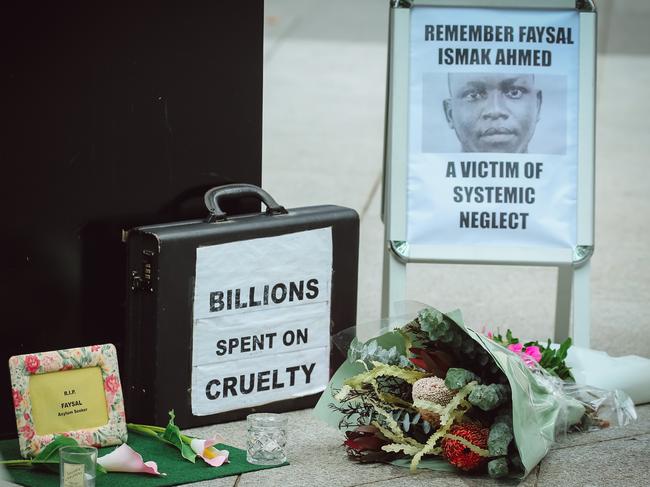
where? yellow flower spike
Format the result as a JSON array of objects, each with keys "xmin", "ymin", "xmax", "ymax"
[{"xmin": 189, "ymin": 438, "xmax": 230, "ymax": 467}]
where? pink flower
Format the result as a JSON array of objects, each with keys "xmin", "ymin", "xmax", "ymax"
[
  {"xmin": 12, "ymin": 389, "xmax": 23, "ymax": 408},
  {"xmin": 190, "ymin": 438, "xmax": 229, "ymax": 467},
  {"xmin": 524, "ymin": 346, "xmax": 542, "ymax": 363},
  {"xmin": 97, "ymin": 444, "xmax": 164, "ymax": 476},
  {"xmin": 104, "ymin": 374, "xmax": 120, "ymax": 394},
  {"xmin": 486, "ymin": 331, "xmax": 493, "ymax": 339},
  {"xmin": 91, "ymin": 345, "xmax": 102, "ymax": 352},
  {"xmin": 24, "ymin": 355, "xmax": 40, "ymax": 374},
  {"xmin": 20, "ymin": 424, "xmax": 35, "ymax": 441},
  {"xmin": 507, "ymin": 343, "xmax": 542, "ymax": 368}
]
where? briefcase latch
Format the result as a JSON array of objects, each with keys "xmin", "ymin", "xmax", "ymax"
[{"xmin": 130, "ymin": 253, "xmax": 155, "ymax": 293}]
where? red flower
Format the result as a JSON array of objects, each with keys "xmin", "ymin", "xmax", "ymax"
[
  {"xmin": 61, "ymin": 364, "xmax": 74, "ymax": 371},
  {"xmin": 12, "ymin": 389, "xmax": 23, "ymax": 408},
  {"xmin": 343, "ymin": 425, "xmax": 396, "ymax": 463},
  {"xmin": 104, "ymin": 374, "xmax": 120, "ymax": 394},
  {"xmin": 442, "ymin": 423, "xmax": 489, "ymax": 471},
  {"xmin": 344, "ymin": 435, "xmax": 385, "ymax": 452},
  {"xmin": 408, "ymin": 348, "xmax": 453, "ymax": 377},
  {"xmin": 20, "ymin": 424, "xmax": 35, "ymax": 441},
  {"xmin": 24, "ymin": 412, "xmax": 30, "ymax": 421},
  {"xmin": 24, "ymin": 355, "xmax": 40, "ymax": 374}
]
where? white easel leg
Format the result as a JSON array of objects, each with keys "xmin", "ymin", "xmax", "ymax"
[
  {"xmin": 571, "ymin": 261, "xmax": 591, "ymax": 348},
  {"xmin": 381, "ymin": 245, "xmax": 407, "ymax": 321},
  {"xmin": 554, "ymin": 265, "xmax": 573, "ymax": 343}
]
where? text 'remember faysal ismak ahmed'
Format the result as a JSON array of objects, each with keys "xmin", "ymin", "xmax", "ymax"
[{"xmin": 443, "ymin": 73, "xmax": 542, "ymax": 153}]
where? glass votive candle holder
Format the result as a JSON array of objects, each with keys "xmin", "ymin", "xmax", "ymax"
[
  {"xmin": 59, "ymin": 445, "xmax": 97, "ymax": 487},
  {"xmin": 246, "ymin": 413, "xmax": 288, "ymax": 465}
]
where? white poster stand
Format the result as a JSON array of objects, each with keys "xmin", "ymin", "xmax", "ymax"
[{"xmin": 381, "ymin": 0, "xmax": 596, "ymax": 346}]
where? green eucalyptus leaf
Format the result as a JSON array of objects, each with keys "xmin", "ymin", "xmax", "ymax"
[
  {"xmin": 488, "ymin": 457, "xmax": 509, "ymax": 478},
  {"xmin": 402, "ymin": 414, "xmax": 410, "ymax": 432},
  {"xmin": 445, "ymin": 368, "xmax": 480, "ymax": 390}
]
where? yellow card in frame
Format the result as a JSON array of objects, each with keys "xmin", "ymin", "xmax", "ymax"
[{"xmin": 9, "ymin": 344, "xmax": 127, "ymax": 458}]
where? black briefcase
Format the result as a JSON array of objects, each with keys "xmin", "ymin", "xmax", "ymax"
[{"xmin": 124, "ymin": 184, "xmax": 359, "ymax": 427}]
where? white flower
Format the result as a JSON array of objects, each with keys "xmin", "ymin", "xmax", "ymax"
[
  {"xmin": 190, "ymin": 438, "xmax": 229, "ymax": 467},
  {"xmin": 97, "ymin": 444, "xmax": 164, "ymax": 476}
]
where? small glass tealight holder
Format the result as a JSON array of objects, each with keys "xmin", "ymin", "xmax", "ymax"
[
  {"xmin": 246, "ymin": 413, "xmax": 288, "ymax": 465},
  {"xmin": 59, "ymin": 445, "xmax": 97, "ymax": 487}
]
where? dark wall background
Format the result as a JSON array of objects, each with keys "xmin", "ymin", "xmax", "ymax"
[{"xmin": 1, "ymin": 3, "xmax": 263, "ymax": 437}]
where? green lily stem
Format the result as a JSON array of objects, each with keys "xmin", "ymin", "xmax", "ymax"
[
  {"xmin": 127, "ymin": 423, "xmax": 193, "ymax": 445},
  {"xmin": 127, "ymin": 423, "xmax": 163, "ymax": 437}
]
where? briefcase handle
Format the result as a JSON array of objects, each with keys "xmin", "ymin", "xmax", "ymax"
[{"xmin": 204, "ymin": 184, "xmax": 288, "ymax": 222}]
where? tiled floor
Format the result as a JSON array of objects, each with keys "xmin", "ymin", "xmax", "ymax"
[{"xmin": 178, "ymin": 404, "xmax": 650, "ymax": 487}]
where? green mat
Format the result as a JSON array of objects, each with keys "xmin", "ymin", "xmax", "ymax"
[{"xmin": 0, "ymin": 432, "xmax": 287, "ymax": 486}]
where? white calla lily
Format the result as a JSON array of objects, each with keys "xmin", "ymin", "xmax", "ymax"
[
  {"xmin": 97, "ymin": 444, "xmax": 164, "ymax": 476},
  {"xmin": 189, "ymin": 438, "xmax": 229, "ymax": 467}
]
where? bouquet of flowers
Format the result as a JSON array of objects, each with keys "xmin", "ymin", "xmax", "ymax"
[{"xmin": 315, "ymin": 307, "xmax": 635, "ymax": 478}]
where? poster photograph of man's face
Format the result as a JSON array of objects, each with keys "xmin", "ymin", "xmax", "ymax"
[{"xmin": 422, "ymin": 72, "xmax": 567, "ymax": 155}]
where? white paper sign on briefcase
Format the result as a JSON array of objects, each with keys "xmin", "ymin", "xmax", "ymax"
[{"xmin": 191, "ymin": 227, "xmax": 333, "ymax": 416}]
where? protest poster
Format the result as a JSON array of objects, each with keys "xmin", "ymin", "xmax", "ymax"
[{"xmin": 406, "ymin": 7, "xmax": 579, "ymax": 250}]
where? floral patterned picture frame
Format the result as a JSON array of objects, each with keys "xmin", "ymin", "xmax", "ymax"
[{"xmin": 9, "ymin": 343, "xmax": 128, "ymax": 458}]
